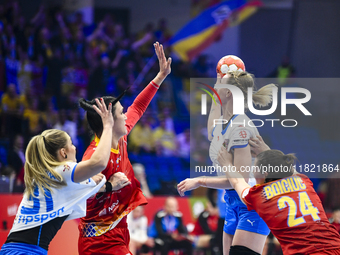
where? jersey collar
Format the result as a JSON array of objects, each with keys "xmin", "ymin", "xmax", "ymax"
[
  {"xmin": 221, "ymin": 114, "xmax": 238, "ymax": 135},
  {"xmin": 94, "ymin": 136, "xmax": 119, "ymax": 154}
]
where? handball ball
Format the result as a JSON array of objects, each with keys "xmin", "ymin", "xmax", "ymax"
[{"xmin": 216, "ymin": 55, "xmax": 246, "ymax": 77}]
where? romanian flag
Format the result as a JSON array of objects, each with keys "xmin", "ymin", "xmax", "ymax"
[{"xmin": 170, "ymin": 0, "xmax": 263, "ymax": 61}]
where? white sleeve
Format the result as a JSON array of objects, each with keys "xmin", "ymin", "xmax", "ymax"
[
  {"xmin": 58, "ymin": 162, "xmax": 78, "ymax": 184},
  {"xmin": 227, "ymin": 127, "xmax": 252, "ymax": 151}
]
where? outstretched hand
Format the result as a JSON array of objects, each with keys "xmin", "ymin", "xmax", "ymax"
[
  {"xmin": 93, "ymin": 98, "xmax": 114, "ymax": 129},
  {"xmin": 177, "ymin": 178, "xmax": 201, "ymax": 197},
  {"xmin": 154, "ymin": 42, "xmax": 171, "ymax": 77}
]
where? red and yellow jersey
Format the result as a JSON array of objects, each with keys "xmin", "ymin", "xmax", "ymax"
[
  {"xmin": 79, "ymin": 81, "xmax": 160, "ymax": 237},
  {"xmin": 243, "ymin": 174, "xmax": 340, "ymax": 254}
]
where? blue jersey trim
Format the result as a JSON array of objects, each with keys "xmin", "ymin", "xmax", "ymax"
[
  {"xmin": 211, "ymin": 126, "xmax": 216, "ymax": 137},
  {"xmin": 230, "ymin": 143, "xmax": 249, "ymax": 150},
  {"xmin": 37, "ymin": 225, "xmax": 43, "ymax": 246},
  {"xmin": 221, "ymin": 115, "xmax": 238, "ymax": 135},
  {"xmin": 71, "ymin": 164, "xmax": 77, "ymax": 183}
]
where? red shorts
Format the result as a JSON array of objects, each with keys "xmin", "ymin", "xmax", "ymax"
[{"xmin": 78, "ymin": 217, "xmax": 132, "ymax": 255}]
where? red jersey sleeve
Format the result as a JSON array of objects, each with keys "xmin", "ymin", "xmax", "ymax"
[
  {"xmin": 241, "ymin": 187, "xmax": 256, "ymax": 211},
  {"xmin": 125, "ymin": 81, "xmax": 159, "ymax": 134}
]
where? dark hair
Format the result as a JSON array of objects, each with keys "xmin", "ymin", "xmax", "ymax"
[
  {"xmin": 79, "ymin": 97, "xmax": 117, "ymax": 137},
  {"xmin": 256, "ymin": 149, "xmax": 297, "ymax": 183}
]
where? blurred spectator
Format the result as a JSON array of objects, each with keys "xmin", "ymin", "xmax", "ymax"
[
  {"xmin": 269, "ymin": 56, "xmax": 295, "ymax": 85},
  {"xmin": 132, "ymin": 163, "xmax": 152, "ymax": 198},
  {"xmin": 176, "ymin": 128, "xmax": 190, "ymax": 159},
  {"xmin": 44, "ymin": 101, "xmax": 58, "ymax": 129},
  {"xmin": 45, "ymin": 47, "xmax": 65, "ymax": 107},
  {"xmin": 1, "ymin": 83, "xmax": 22, "ymax": 136},
  {"xmin": 17, "ymin": 49, "xmax": 32, "ymax": 94},
  {"xmin": 330, "ymin": 208, "xmax": 340, "ymax": 234},
  {"xmin": 7, "ymin": 134, "xmax": 25, "ymax": 192},
  {"xmin": 128, "ymin": 116, "xmax": 154, "ymax": 154},
  {"xmin": 193, "ymin": 54, "xmax": 209, "ymax": 77},
  {"xmin": 5, "ymin": 50, "xmax": 19, "ymax": 87},
  {"xmin": 127, "ymin": 206, "xmax": 154, "ymax": 255},
  {"xmin": 153, "ymin": 119, "xmax": 176, "ymax": 157},
  {"xmin": 137, "ymin": 23, "xmax": 155, "ymax": 58},
  {"xmin": 161, "ymin": 107, "xmax": 175, "ymax": 133},
  {"xmin": 154, "ymin": 18, "xmax": 172, "ymax": 44},
  {"xmin": 53, "ymin": 109, "xmax": 78, "ymax": 147},
  {"xmin": 152, "ymin": 197, "xmax": 193, "ymax": 255},
  {"xmin": 23, "ymin": 97, "xmax": 45, "ymax": 136},
  {"xmin": 190, "ymin": 200, "xmax": 219, "ymax": 252},
  {"xmin": 88, "ymin": 54, "xmax": 111, "ymax": 99}
]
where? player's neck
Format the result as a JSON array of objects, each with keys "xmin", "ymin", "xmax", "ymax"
[
  {"xmin": 222, "ymin": 101, "xmax": 233, "ymax": 121},
  {"xmin": 111, "ymin": 137, "xmax": 119, "ymax": 150}
]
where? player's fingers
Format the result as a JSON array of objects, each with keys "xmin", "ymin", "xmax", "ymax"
[
  {"xmin": 92, "ymin": 104, "xmax": 101, "ymax": 115},
  {"xmin": 178, "ymin": 187, "xmax": 185, "ymax": 196},
  {"xmin": 154, "ymin": 43, "xmax": 159, "ymax": 57},
  {"xmin": 167, "ymin": 57, "xmax": 172, "ymax": 68},
  {"xmin": 108, "ymin": 103, "xmax": 112, "ymax": 114},
  {"xmin": 177, "ymin": 182, "xmax": 185, "ymax": 189},
  {"xmin": 249, "ymin": 140, "xmax": 258, "ymax": 147},
  {"xmin": 160, "ymin": 44, "xmax": 165, "ymax": 60},
  {"xmin": 121, "ymin": 181, "xmax": 131, "ymax": 188},
  {"xmin": 257, "ymin": 135, "xmax": 263, "ymax": 142},
  {"xmin": 96, "ymin": 98, "xmax": 104, "ymax": 112}
]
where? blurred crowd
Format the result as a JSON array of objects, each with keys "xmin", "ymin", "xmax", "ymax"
[{"xmin": 0, "ymin": 2, "xmax": 215, "ymax": 194}]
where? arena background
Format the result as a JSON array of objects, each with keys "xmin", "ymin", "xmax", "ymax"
[{"xmin": 0, "ymin": 0, "xmax": 339, "ymax": 254}]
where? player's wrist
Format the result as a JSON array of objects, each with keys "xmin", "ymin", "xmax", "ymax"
[{"xmin": 198, "ymin": 177, "xmax": 207, "ymax": 187}]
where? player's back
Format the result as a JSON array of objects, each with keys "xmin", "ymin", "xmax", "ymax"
[{"xmin": 244, "ymin": 174, "xmax": 340, "ymax": 254}]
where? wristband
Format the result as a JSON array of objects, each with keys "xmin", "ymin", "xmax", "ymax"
[{"xmin": 105, "ymin": 181, "xmax": 113, "ymax": 192}]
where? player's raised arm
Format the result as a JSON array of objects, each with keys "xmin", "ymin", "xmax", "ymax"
[
  {"xmin": 73, "ymin": 98, "xmax": 113, "ymax": 183},
  {"xmin": 207, "ymin": 74, "xmax": 222, "ymax": 141}
]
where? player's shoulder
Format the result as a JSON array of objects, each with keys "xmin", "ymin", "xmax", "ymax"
[
  {"xmin": 228, "ymin": 114, "xmax": 258, "ymax": 136},
  {"xmin": 54, "ymin": 161, "xmax": 77, "ymax": 173}
]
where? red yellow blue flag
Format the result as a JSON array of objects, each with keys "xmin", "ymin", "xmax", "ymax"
[{"xmin": 170, "ymin": 0, "xmax": 263, "ymax": 61}]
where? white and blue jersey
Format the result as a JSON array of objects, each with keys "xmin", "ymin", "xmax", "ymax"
[
  {"xmin": 9, "ymin": 161, "xmax": 105, "ymax": 234},
  {"xmin": 209, "ymin": 114, "xmax": 269, "ymax": 236}
]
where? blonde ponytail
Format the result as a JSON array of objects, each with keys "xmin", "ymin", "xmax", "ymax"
[
  {"xmin": 252, "ymin": 83, "xmax": 277, "ymax": 107},
  {"xmin": 228, "ymin": 71, "xmax": 277, "ymax": 109},
  {"xmin": 24, "ymin": 129, "xmax": 68, "ymax": 198}
]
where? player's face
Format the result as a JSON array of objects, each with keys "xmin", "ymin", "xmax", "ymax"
[
  {"xmin": 65, "ymin": 135, "xmax": 76, "ymax": 162},
  {"xmin": 113, "ymin": 102, "xmax": 127, "ymax": 138},
  {"xmin": 216, "ymin": 88, "xmax": 231, "ymax": 105}
]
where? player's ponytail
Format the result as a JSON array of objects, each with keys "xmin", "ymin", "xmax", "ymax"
[
  {"xmin": 25, "ymin": 129, "xmax": 67, "ymax": 198},
  {"xmin": 256, "ymin": 149, "xmax": 296, "ymax": 183},
  {"xmin": 228, "ymin": 71, "xmax": 277, "ymax": 108},
  {"xmin": 282, "ymin": 153, "xmax": 297, "ymax": 165},
  {"xmin": 252, "ymin": 84, "xmax": 277, "ymax": 107},
  {"xmin": 79, "ymin": 97, "xmax": 117, "ymax": 138}
]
